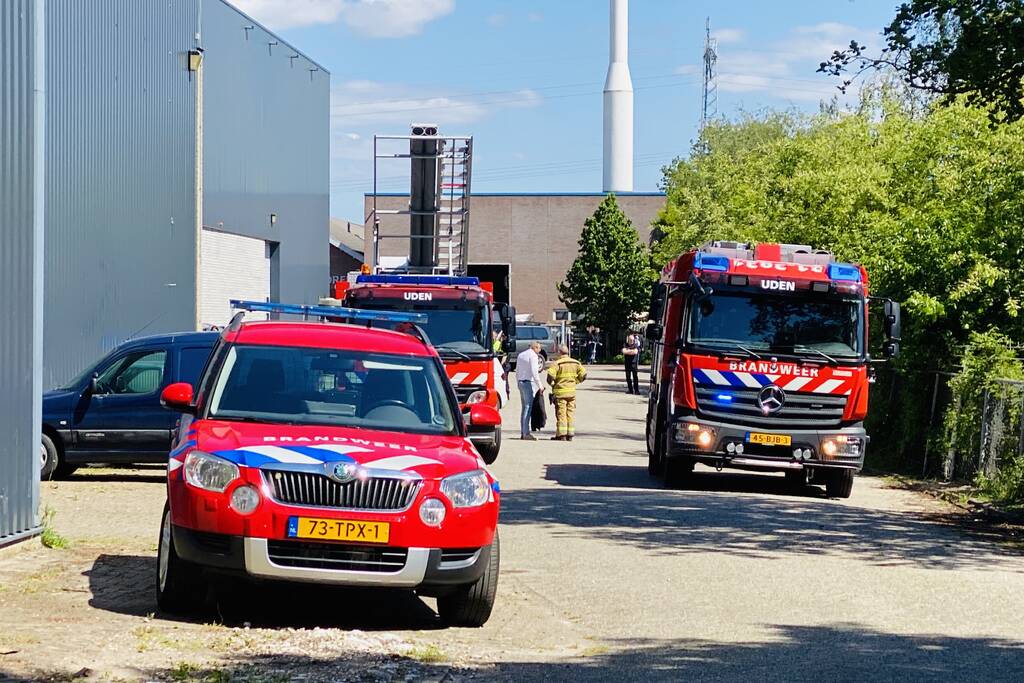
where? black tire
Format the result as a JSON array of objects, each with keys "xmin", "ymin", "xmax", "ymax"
[
  {"xmin": 156, "ymin": 503, "xmax": 204, "ymax": 614},
  {"xmin": 40, "ymin": 433, "xmax": 77, "ymax": 480},
  {"xmin": 40, "ymin": 434, "xmax": 59, "ymax": 480},
  {"xmin": 477, "ymin": 428, "xmax": 501, "ymax": 465},
  {"xmin": 647, "ymin": 421, "xmax": 664, "ymax": 476},
  {"xmin": 437, "ymin": 531, "xmax": 500, "ymax": 627},
  {"xmin": 825, "ymin": 469, "xmax": 855, "ymax": 499}
]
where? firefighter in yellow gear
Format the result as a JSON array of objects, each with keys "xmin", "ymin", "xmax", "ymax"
[{"xmin": 546, "ymin": 345, "xmax": 587, "ymax": 441}]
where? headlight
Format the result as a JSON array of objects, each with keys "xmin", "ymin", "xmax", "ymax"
[
  {"xmin": 184, "ymin": 450, "xmax": 239, "ymax": 492},
  {"xmin": 820, "ymin": 435, "xmax": 862, "ymax": 460},
  {"xmin": 466, "ymin": 390, "xmax": 487, "ymax": 405},
  {"xmin": 441, "ymin": 469, "xmax": 491, "ymax": 508},
  {"xmin": 674, "ymin": 422, "xmax": 716, "ymax": 449}
]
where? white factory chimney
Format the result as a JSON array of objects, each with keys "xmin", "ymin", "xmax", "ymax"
[{"xmin": 603, "ymin": 0, "xmax": 633, "ymax": 193}]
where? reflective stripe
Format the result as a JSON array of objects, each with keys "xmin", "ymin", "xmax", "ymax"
[
  {"xmin": 782, "ymin": 377, "xmax": 812, "ymax": 391},
  {"xmin": 451, "ymin": 372, "xmax": 469, "ymax": 383},
  {"xmin": 735, "ymin": 372, "xmax": 762, "ymax": 389},
  {"xmin": 814, "ymin": 379, "xmax": 845, "ymax": 394},
  {"xmin": 471, "ymin": 373, "xmax": 488, "ymax": 385},
  {"xmin": 239, "ymin": 445, "xmax": 322, "ymax": 465}
]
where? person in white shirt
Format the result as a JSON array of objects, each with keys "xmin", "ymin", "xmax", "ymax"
[{"xmin": 515, "ymin": 342, "xmax": 545, "ymax": 440}]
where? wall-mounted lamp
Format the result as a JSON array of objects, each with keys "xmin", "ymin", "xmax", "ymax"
[
  {"xmin": 270, "ymin": 213, "xmax": 278, "ymax": 227},
  {"xmin": 187, "ymin": 49, "xmax": 203, "ymax": 72}
]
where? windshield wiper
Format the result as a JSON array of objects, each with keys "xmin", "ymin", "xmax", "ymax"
[
  {"xmin": 792, "ymin": 346, "xmax": 839, "ymax": 365},
  {"xmin": 436, "ymin": 348, "xmax": 472, "ymax": 361},
  {"xmin": 694, "ymin": 342, "xmax": 763, "ymax": 360}
]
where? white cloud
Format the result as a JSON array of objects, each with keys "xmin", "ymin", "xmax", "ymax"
[
  {"xmin": 711, "ymin": 27, "xmax": 745, "ymax": 44},
  {"xmin": 329, "ymin": 80, "xmax": 543, "ymax": 198},
  {"xmin": 711, "ymin": 22, "xmax": 876, "ymax": 102},
  {"xmin": 232, "ymin": 0, "xmax": 455, "ymax": 37}
]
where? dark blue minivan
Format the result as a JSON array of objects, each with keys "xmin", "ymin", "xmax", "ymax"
[{"xmin": 41, "ymin": 332, "xmax": 218, "ymax": 478}]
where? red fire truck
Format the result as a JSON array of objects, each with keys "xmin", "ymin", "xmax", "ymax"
[
  {"xmin": 645, "ymin": 242, "xmax": 901, "ymax": 498},
  {"xmin": 334, "ymin": 274, "xmax": 516, "ymax": 464}
]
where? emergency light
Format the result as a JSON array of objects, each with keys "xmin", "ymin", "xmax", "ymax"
[
  {"xmin": 357, "ymin": 274, "xmax": 481, "ymax": 286},
  {"xmin": 229, "ymin": 300, "xmax": 428, "ymax": 324},
  {"xmin": 827, "ymin": 263, "xmax": 862, "ymax": 282},
  {"xmin": 694, "ymin": 253, "xmax": 730, "ymax": 272}
]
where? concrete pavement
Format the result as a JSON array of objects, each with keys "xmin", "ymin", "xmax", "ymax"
[{"xmin": 464, "ymin": 365, "xmax": 1024, "ymax": 680}]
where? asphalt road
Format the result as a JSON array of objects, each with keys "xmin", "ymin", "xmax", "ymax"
[
  {"xmin": 459, "ymin": 365, "xmax": 1024, "ymax": 681},
  {"xmin": 6, "ymin": 365, "xmax": 1024, "ymax": 682}
]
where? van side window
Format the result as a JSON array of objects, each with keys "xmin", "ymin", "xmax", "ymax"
[
  {"xmin": 179, "ymin": 347, "xmax": 213, "ymax": 389},
  {"xmin": 95, "ymin": 350, "xmax": 167, "ymax": 395}
]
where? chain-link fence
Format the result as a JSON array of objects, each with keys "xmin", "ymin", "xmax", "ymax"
[{"xmin": 871, "ymin": 369, "xmax": 1024, "ymax": 482}]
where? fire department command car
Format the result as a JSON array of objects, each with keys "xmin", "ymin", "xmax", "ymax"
[
  {"xmin": 156, "ymin": 301, "xmax": 502, "ymax": 626},
  {"xmin": 645, "ymin": 242, "xmax": 901, "ymax": 498}
]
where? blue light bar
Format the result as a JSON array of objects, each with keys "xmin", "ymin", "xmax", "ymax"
[
  {"xmin": 694, "ymin": 253, "xmax": 730, "ymax": 272},
  {"xmin": 827, "ymin": 263, "xmax": 862, "ymax": 283},
  {"xmin": 230, "ymin": 300, "xmax": 428, "ymax": 324},
  {"xmin": 356, "ymin": 274, "xmax": 480, "ymax": 286},
  {"xmin": 715, "ymin": 393, "xmax": 734, "ymax": 403}
]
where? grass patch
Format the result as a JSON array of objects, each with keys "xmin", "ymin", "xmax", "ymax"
[
  {"xmin": 40, "ymin": 505, "xmax": 70, "ymax": 550},
  {"xmin": 580, "ymin": 645, "xmax": 610, "ymax": 657},
  {"xmin": 407, "ymin": 643, "xmax": 448, "ymax": 663}
]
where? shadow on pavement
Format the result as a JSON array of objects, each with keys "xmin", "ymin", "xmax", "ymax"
[
  {"xmin": 501, "ymin": 464, "xmax": 1021, "ymax": 571},
  {"xmin": 6, "ymin": 622, "xmax": 1021, "ymax": 682},
  {"xmin": 85, "ymin": 554, "xmax": 443, "ymax": 631}
]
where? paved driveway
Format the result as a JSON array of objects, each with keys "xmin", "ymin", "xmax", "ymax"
[{"xmin": 1, "ymin": 365, "xmax": 1022, "ymax": 681}]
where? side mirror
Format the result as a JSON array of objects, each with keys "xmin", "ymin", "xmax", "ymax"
[
  {"xmin": 884, "ymin": 300, "xmax": 901, "ymax": 342},
  {"xmin": 502, "ymin": 339, "xmax": 516, "ymax": 352},
  {"xmin": 503, "ymin": 305, "xmax": 517, "ymax": 339},
  {"xmin": 646, "ymin": 322, "xmax": 663, "ymax": 342},
  {"xmin": 648, "ymin": 283, "xmax": 666, "ymax": 322},
  {"xmin": 468, "ymin": 403, "xmax": 501, "ymax": 428},
  {"xmin": 160, "ymin": 382, "xmax": 196, "ymax": 414},
  {"xmin": 88, "ymin": 373, "xmax": 99, "ymax": 394}
]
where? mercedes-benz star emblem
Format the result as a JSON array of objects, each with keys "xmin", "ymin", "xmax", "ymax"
[
  {"xmin": 757, "ymin": 385, "xmax": 786, "ymax": 415},
  {"xmin": 329, "ymin": 462, "xmax": 359, "ymax": 484}
]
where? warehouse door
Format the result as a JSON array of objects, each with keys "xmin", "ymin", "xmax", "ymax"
[{"xmin": 199, "ymin": 229, "xmax": 271, "ymax": 329}]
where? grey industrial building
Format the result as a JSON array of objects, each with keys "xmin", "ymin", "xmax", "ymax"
[
  {"xmin": 366, "ymin": 192, "xmax": 666, "ymax": 321},
  {"xmin": 42, "ymin": 0, "xmax": 329, "ymax": 390},
  {"xmin": 1, "ymin": 0, "xmax": 45, "ymax": 546},
  {"xmin": 2, "ymin": 0, "xmax": 329, "ymax": 545}
]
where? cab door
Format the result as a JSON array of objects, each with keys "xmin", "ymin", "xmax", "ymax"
[{"xmin": 71, "ymin": 347, "xmax": 174, "ymax": 462}]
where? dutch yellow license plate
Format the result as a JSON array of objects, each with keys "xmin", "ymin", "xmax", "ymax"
[
  {"xmin": 288, "ymin": 517, "xmax": 390, "ymax": 544},
  {"xmin": 746, "ymin": 432, "xmax": 792, "ymax": 447}
]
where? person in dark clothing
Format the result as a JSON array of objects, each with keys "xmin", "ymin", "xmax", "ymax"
[{"xmin": 622, "ymin": 333, "xmax": 641, "ymax": 394}]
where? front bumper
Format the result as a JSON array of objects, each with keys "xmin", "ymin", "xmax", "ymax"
[
  {"xmin": 172, "ymin": 525, "xmax": 490, "ymax": 590},
  {"xmin": 668, "ymin": 416, "xmax": 867, "ymax": 472}
]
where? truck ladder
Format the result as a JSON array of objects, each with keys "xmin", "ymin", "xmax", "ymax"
[{"xmin": 370, "ymin": 127, "xmax": 473, "ymax": 277}]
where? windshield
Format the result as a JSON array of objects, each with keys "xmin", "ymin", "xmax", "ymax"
[
  {"xmin": 207, "ymin": 345, "xmax": 457, "ymax": 435},
  {"xmin": 356, "ymin": 301, "xmax": 491, "ymax": 354},
  {"xmin": 688, "ymin": 291, "xmax": 863, "ymax": 358}
]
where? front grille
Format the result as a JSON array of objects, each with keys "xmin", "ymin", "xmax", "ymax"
[
  {"xmin": 440, "ymin": 548, "xmax": 479, "ymax": 563},
  {"xmin": 454, "ymin": 383, "xmax": 486, "ymax": 404},
  {"xmin": 695, "ymin": 386, "xmax": 847, "ymax": 428},
  {"xmin": 262, "ymin": 470, "xmax": 421, "ymax": 511},
  {"xmin": 267, "ymin": 540, "xmax": 407, "ymax": 572}
]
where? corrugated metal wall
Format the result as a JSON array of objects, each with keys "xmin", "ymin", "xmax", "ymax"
[
  {"xmin": 0, "ymin": 0, "xmax": 43, "ymax": 544},
  {"xmin": 201, "ymin": 0, "xmax": 330, "ymax": 307},
  {"xmin": 43, "ymin": 0, "xmax": 200, "ymax": 389}
]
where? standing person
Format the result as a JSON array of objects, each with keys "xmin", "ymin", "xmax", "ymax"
[
  {"xmin": 515, "ymin": 342, "xmax": 545, "ymax": 440},
  {"xmin": 546, "ymin": 345, "xmax": 587, "ymax": 441},
  {"xmin": 585, "ymin": 327, "xmax": 599, "ymax": 364},
  {"xmin": 623, "ymin": 333, "xmax": 641, "ymax": 394}
]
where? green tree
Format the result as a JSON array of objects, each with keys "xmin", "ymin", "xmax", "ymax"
[
  {"xmin": 558, "ymin": 194, "xmax": 657, "ymax": 335},
  {"xmin": 819, "ymin": 0, "xmax": 1024, "ymax": 121}
]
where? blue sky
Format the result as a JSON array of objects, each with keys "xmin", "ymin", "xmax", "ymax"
[{"xmin": 233, "ymin": 0, "xmax": 898, "ymax": 221}]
